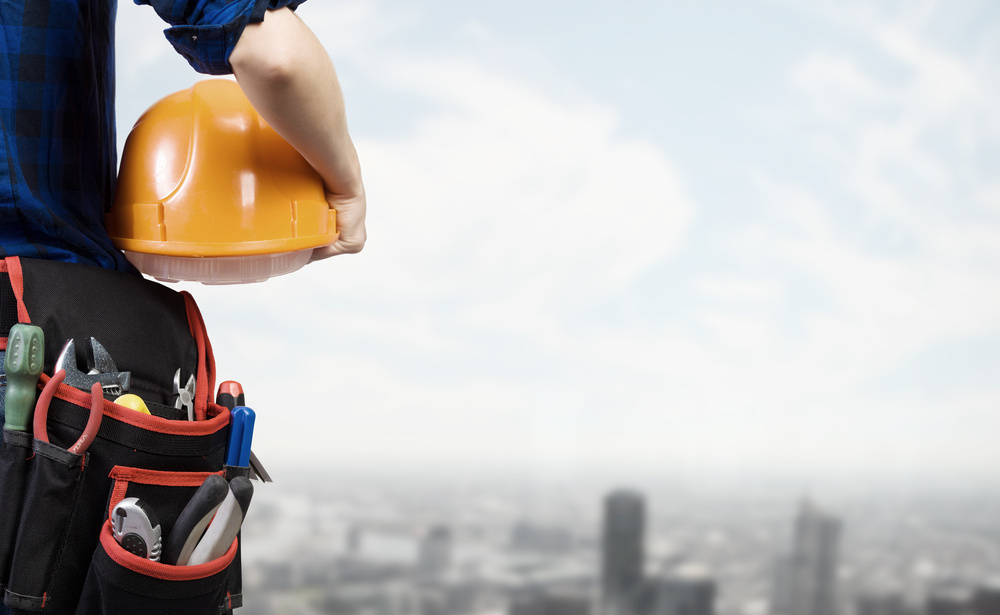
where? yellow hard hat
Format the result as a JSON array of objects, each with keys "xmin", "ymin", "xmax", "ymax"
[{"xmin": 107, "ymin": 79, "xmax": 337, "ymax": 284}]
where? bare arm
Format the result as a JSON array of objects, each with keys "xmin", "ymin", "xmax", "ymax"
[{"xmin": 230, "ymin": 7, "xmax": 366, "ymax": 259}]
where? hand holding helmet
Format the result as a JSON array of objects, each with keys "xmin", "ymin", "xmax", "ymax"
[{"xmin": 108, "ymin": 80, "xmax": 342, "ymax": 284}]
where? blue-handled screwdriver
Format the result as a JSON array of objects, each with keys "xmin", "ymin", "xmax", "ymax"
[
  {"xmin": 4, "ymin": 324, "xmax": 45, "ymax": 432},
  {"xmin": 217, "ymin": 382, "xmax": 272, "ymax": 482}
]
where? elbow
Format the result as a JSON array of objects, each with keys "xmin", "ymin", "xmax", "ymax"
[
  {"xmin": 230, "ymin": 41, "xmax": 299, "ymax": 87},
  {"xmin": 230, "ymin": 8, "xmax": 304, "ymax": 86}
]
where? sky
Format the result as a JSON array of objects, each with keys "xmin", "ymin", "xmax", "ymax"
[{"xmin": 114, "ymin": 0, "xmax": 1000, "ymax": 486}]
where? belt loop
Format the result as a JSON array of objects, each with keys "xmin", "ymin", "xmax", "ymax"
[
  {"xmin": 181, "ymin": 291, "xmax": 215, "ymax": 421},
  {"xmin": 5, "ymin": 257, "xmax": 30, "ymax": 324}
]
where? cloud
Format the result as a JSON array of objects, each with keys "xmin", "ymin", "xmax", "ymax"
[
  {"xmin": 147, "ymin": 1, "xmax": 695, "ymax": 473},
  {"xmin": 680, "ymin": 0, "xmax": 1000, "ymax": 476},
  {"xmin": 778, "ymin": 0, "xmax": 1000, "ymax": 339},
  {"xmin": 500, "ymin": 0, "xmax": 1000, "ymax": 480}
]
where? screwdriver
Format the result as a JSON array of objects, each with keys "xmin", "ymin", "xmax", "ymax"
[
  {"xmin": 4, "ymin": 324, "xmax": 45, "ymax": 432},
  {"xmin": 215, "ymin": 381, "xmax": 244, "ymax": 410},
  {"xmin": 114, "ymin": 394, "xmax": 151, "ymax": 415},
  {"xmin": 216, "ymin": 382, "xmax": 272, "ymax": 482}
]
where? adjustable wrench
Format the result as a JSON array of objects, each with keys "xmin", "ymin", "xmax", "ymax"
[{"xmin": 55, "ymin": 338, "xmax": 132, "ymax": 397}]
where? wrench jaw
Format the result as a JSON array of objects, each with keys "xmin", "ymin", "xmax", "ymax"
[
  {"xmin": 86, "ymin": 337, "xmax": 118, "ymax": 375},
  {"xmin": 55, "ymin": 338, "xmax": 132, "ymax": 397}
]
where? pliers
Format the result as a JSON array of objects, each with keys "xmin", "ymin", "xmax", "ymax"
[
  {"xmin": 33, "ymin": 370, "xmax": 104, "ymax": 456},
  {"xmin": 173, "ymin": 369, "xmax": 196, "ymax": 421}
]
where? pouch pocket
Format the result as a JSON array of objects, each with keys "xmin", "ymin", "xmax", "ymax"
[
  {"xmin": 5, "ymin": 440, "xmax": 87, "ymax": 613},
  {"xmin": 92, "ymin": 466, "xmax": 242, "ymax": 613},
  {"xmin": 106, "ymin": 467, "xmax": 226, "ymax": 542},
  {"xmin": 75, "ymin": 521, "xmax": 238, "ymax": 615},
  {"xmin": 0, "ymin": 429, "xmax": 33, "ymax": 593}
]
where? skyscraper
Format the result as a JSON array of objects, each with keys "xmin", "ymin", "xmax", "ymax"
[
  {"xmin": 773, "ymin": 499, "xmax": 841, "ymax": 615},
  {"xmin": 602, "ymin": 490, "xmax": 646, "ymax": 615}
]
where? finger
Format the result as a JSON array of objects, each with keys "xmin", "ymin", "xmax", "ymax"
[
  {"xmin": 310, "ymin": 225, "xmax": 366, "ymax": 261},
  {"xmin": 310, "ymin": 241, "xmax": 359, "ymax": 261}
]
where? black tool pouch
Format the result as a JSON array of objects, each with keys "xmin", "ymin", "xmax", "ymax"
[
  {"xmin": 74, "ymin": 468, "xmax": 240, "ymax": 615},
  {"xmin": 0, "ymin": 429, "xmax": 32, "ymax": 594},
  {"xmin": 76, "ymin": 524, "xmax": 238, "ymax": 615},
  {"xmin": 0, "ymin": 257, "xmax": 246, "ymax": 614},
  {"xmin": 5, "ymin": 440, "xmax": 88, "ymax": 613}
]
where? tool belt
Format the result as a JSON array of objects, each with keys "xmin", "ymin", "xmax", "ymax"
[{"xmin": 0, "ymin": 257, "xmax": 246, "ymax": 614}]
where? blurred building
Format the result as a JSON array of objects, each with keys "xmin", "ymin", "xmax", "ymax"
[
  {"xmin": 631, "ymin": 574, "xmax": 715, "ymax": 615},
  {"xmin": 974, "ymin": 584, "xmax": 1000, "ymax": 615},
  {"xmin": 927, "ymin": 596, "xmax": 974, "ymax": 615},
  {"xmin": 510, "ymin": 521, "xmax": 575, "ymax": 555},
  {"xmin": 927, "ymin": 584, "xmax": 974, "ymax": 615},
  {"xmin": 770, "ymin": 554, "xmax": 794, "ymax": 615},
  {"xmin": 771, "ymin": 499, "xmax": 841, "ymax": 615},
  {"xmin": 253, "ymin": 561, "xmax": 295, "ymax": 592},
  {"xmin": 318, "ymin": 581, "xmax": 419, "ymax": 615},
  {"xmin": 599, "ymin": 489, "xmax": 716, "ymax": 615},
  {"xmin": 602, "ymin": 490, "xmax": 646, "ymax": 615},
  {"xmin": 418, "ymin": 525, "xmax": 453, "ymax": 579},
  {"xmin": 346, "ymin": 524, "xmax": 363, "ymax": 555},
  {"xmin": 855, "ymin": 592, "xmax": 910, "ymax": 615},
  {"xmin": 418, "ymin": 580, "xmax": 495, "ymax": 615},
  {"xmin": 509, "ymin": 589, "xmax": 592, "ymax": 615}
]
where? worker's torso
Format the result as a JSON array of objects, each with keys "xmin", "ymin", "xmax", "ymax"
[{"xmin": 0, "ymin": 0, "xmax": 133, "ymax": 271}]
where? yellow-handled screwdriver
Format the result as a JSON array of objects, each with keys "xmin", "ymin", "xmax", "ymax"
[
  {"xmin": 114, "ymin": 394, "xmax": 151, "ymax": 415},
  {"xmin": 3, "ymin": 324, "xmax": 45, "ymax": 432}
]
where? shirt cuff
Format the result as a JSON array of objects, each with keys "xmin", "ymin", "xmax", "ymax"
[{"xmin": 162, "ymin": 0, "xmax": 307, "ymax": 75}]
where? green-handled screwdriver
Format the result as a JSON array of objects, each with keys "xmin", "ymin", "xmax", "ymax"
[{"xmin": 4, "ymin": 324, "xmax": 45, "ymax": 432}]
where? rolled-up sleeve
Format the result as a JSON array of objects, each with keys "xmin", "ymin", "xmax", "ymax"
[{"xmin": 135, "ymin": 0, "xmax": 307, "ymax": 75}]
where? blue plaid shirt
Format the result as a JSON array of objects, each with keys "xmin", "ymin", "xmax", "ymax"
[{"xmin": 0, "ymin": 0, "xmax": 305, "ymax": 271}]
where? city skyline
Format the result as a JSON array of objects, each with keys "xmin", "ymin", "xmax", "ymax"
[{"xmin": 238, "ymin": 472, "xmax": 1000, "ymax": 615}]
